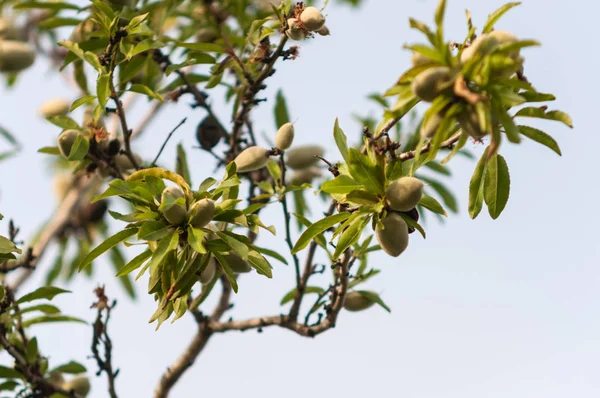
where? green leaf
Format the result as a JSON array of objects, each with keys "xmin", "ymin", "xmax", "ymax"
[
  {"xmin": 321, "ymin": 175, "xmax": 363, "ymax": 194},
  {"xmin": 280, "ymin": 286, "xmax": 325, "ymax": 305},
  {"xmin": 333, "ymin": 216, "xmax": 369, "ymax": 260},
  {"xmin": 253, "ymin": 246, "xmax": 288, "ymax": 265},
  {"xmin": 129, "ymin": 84, "xmax": 164, "ymax": 102},
  {"xmin": 0, "ymin": 380, "xmax": 19, "ymax": 391},
  {"xmin": 482, "ymin": 2, "xmax": 521, "ymax": 33},
  {"xmin": 274, "ymin": 89, "xmax": 290, "ymax": 129},
  {"xmin": 0, "ymin": 366, "xmax": 21, "ymax": 379},
  {"xmin": 67, "ymin": 134, "xmax": 89, "ymax": 161},
  {"xmin": 292, "ymin": 213, "xmax": 352, "ymax": 254},
  {"xmin": 468, "ymin": 149, "xmax": 488, "ymax": 219},
  {"xmin": 176, "ymin": 144, "xmax": 192, "ymax": 185},
  {"xmin": 514, "ymin": 107, "xmax": 573, "ymax": 128},
  {"xmin": 21, "ymin": 315, "xmax": 86, "ymax": 328},
  {"xmin": 518, "ymin": 125, "xmax": 562, "ymax": 155},
  {"xmin": 46, "ymin": 115, "xmax": 79, "ymax": 130},
  {"xmin": 346, "ymin": 190, "xmax": 380, "ymax": 205},
  {"xmin": 187, "ymin": 227, "xmax": 206, "ymax": 254},
  {"xmin": 247, "ymin": 250, "xmax": 273, "ymax": 278},
  {"xmin": 213, "ymin": 252, "xmax": 238, "ymax": 293},
  {"xmin": 333, "ymin": 118, "xmax": 349, "ymax": 162},
  {"xmin": 116, "ymin": 249, "xmax": 152, "ymax": 277},
  {"xmin": 37, "ymin": 146, "xmax": 60, "ymax": 155},
  {"xmin": 484, "ymin": 153, "xmax": 510, "ymax": 219},
  {"xmin": 14, "ymin": 1, "xmax": 81, "ymax": 10},
  {"xmin": 19, "ymin": 304, "xmax": 61, "ymax": 315},
  {"xmin": 217, "ymin": 231, "xmax": 249, "ymax": 260},
  {"xmin": 419, "ymin": 195, "xmax": 447, "ymax": 216},
  {"xmin": 96, "ymin": 73, "xmax": 111, "ymax": 109},
  {"xmin": 0, "ymin": 236, "xmax": 21, "ymax": 254},
  {"xmin": 138, "ymin": 221, "xmax": 172, "ymax": 241},
  {"xmin": 356, "ymin": 291, "xmax": 391, "ymax": 313},
  {"xmin": 16, "ymin": 286, "xmax": 70, "ymax": 304},
  {"xmin": 50, "ymin": 361, "xmax": 86, "ymax": 375},
  {"xmin": 70, "ymin": 95, "xmax": 96, "ymax": 111},
  {"xmin": 494, "ymin": 102, "xmax": 520, "ymax": 143},
  {"xmin": 347, "ymin": 148, "xmax": 385, "ymax": 195},
  {"xmin": 78, "ymin": 228, "xmax": 138, "ymax": 272}
]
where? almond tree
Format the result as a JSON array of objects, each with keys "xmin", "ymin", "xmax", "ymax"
[{"xmin": 0, "ymin": 0, "xmax": 572, "ymax": 397}]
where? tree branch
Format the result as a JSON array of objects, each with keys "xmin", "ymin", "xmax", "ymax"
[{"xmin": 8, "ymin": 176, "xmax": 98, "ymax": 291}]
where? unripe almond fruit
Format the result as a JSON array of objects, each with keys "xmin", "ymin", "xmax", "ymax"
[
  {"xmin": 343, "ymin": 291, "xmax": 375, "ymax": 312},
  {"xmin": 199, "ymin": 257, "xmax": 217, "ymax": 284},
  {"xmin": 0, "ymin": 40, "xmax": 35, "ymax": 73},
  {"xmin": 197, "ymin": 28, "xmax": 218, "ymax": 43},
  {"xmin": 316, "ymin": 25, "xmax": 330, "ymax": 36},
  {"xmin": 57, "ymin": 129, "xmax": 82, "ymax": 158},
  {"xmin": 411, "ymin": 51, "xmax": 433, "ymax": 67},
  {"xmin": 285, "ymin": 18, "xmax": 304, "ymax": 41},
  {"xmin": 47, "ymin": 371, "xmax": 64, "ymax": 388},
  {"xmin": 63, "ymin": 376, "xmax": 91, "ymax": 397},
  {"xmin": 376, "ymin": 212, "xmax": 409, "ymax": 257},
  {"xmin": 114, "ymin": 153, "xmax": 142, "ymax": 171},
  {"xmin": 290, "ymin": 167, "xmax": 321, "ymax": 185},
  {"xmin": 0, "ymin": 18, "xmax": 19, "ymax": 40},
  {"xmin": 224, "ymin": 253, "xmax": 251, "ymax": 273},
  {"xmin": 461, "ymin": 31, "xmax": 518, "ymax": 64},
  {"xmin": 286, "ymin": 145, "xmax": 324, "ymax": 170},
  {"xmin": 386, "ymin": 177, "xmax": 424, "ymax": 212},
  {"xmin": 188, "ymin": 198, "xmax": 215, "ymax": 228},
  {"xmin": 234, "ymin": 146, "xmax": 271, "ymax": 173},
  {"xmin": 457, "ymin": 109, "xmax": 487, "ymax": 139},
  {"xmin": 39, "ymin": 98, "xmax": 70, "ymax": 118},
  {"xmin": 275, "ymin": 122, "xmax": 294, "ymax": 150},
  {"xmin": 300, "ymin": 6, "xmax": 326, "ymax": 31},
  {"xmin": 420, "ymin": 112, "xmax": 444, "ymax": 139},
  {"xmin": 160, "ymin": 186, "xmax": 187, "ymax": 226},
  {"xmin": 410, "ymin": 66, "xmax": 453, "ymax": 102}
]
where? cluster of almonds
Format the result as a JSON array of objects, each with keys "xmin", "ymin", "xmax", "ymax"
[
  {"xmin": 0, "ymin": 16, "xmax": 35, "ymax": 73},
  {"xmin": 285, "ymin": 6, "xmax": 330, "ymax": 41},
  {"xmin": 48, "ymin": 372, "xmax": 90, "ymax": 397},
  {"xmin": 148, "ymin": 186, "xmax": 252, "ymax": 278},
  {"xmin": 375, "ymin": 176, "xmax": 425, "ymax": 258},
  {"xmin": 412, "ymin": 30, "xmax": 522, "ymax": 140},
  {"xmin": 233, "ymin": 122, "xmax": 325, "ymax": 185}
]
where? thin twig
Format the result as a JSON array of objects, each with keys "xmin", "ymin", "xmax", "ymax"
[
  {"xmin": 151, "ymin": 118, "xmax": 187, "ymax": 166},
  {"xmin": 278, "ymin": 153, "xmax": 302, "ymax": 289}
]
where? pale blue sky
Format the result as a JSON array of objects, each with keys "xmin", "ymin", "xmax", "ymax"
[{"xmin": 1, "ymin": 0, "xmax": 599, "ymax": 397}]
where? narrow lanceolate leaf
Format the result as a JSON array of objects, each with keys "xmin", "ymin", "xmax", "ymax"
[
  {"xmin": 518, "ymin": 125, "xmax": 562, "ymax": 156},
  {"xmin": 187, "ymin": 227, "xmax": 206, "ymax": 254},
  {"xmin": 79, "ymin": 228, "xmax": 138, "ymax": 271},
  {"xmin": 116, "ymin": 249, "xmax": 152, "ymax": 277},
  {"xmin": 482, "ymin": 2, "xmax": 521, "ymax": 33},
  {"xmin": 468, "ymin": 149, "xmax": 489, "ymax": 219},
  {"xmin": 292, "ymin": 213, "xmax": 352, "ymax": 254},
  {"xmin": 333, "ymin": 118, "xmax": 349, "ymax": 162},
  {"xmin": 67, "ymin": 134, "xmax": 89, "ymax": 161},
  {"xmin": 280, "ymin": 286, "xmax": 325, "ymax": 305},
  {"xmin": 320, "ymin": 175, "xmax": 363, "ymax": 194},
  {"xmin": 0, "ymin": 366, "xmax": 22, "ymax": 379},
  {"xmin": 176, "ymin": 144, "xmax": 192, "ymax": 185},
  {"xmin": 333, "ymin": 216, "xmax": 369, "ymax": 260},
  {"xmin": 514, "ymin": 107, "xmax": 573, "ymax": 128},
  {"xmin": 16, "ymin": 286, "xmax": 70, "ymax": 304},
  {"xmin": 21, "ymin": 315, "xmax": 86, "ymax": 328},
  {"xmin": 49, "ymin": 361, "xmax": 86, "ymax": 375},
  {"xmin": 274, "ymin": 89, "xmax": 290, "ymax": 129},
  {"xmin": 483, "ymin": 154, "xmax": 510, "ymax": 219},
  {"xmin": 419, "ymin": 195, "xmax": 447, "ymax": 216}
]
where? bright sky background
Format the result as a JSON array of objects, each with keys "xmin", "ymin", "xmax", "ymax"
[{"xmin": 1, "ymin": 0, "xmax": 599, "ymax": 397}]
